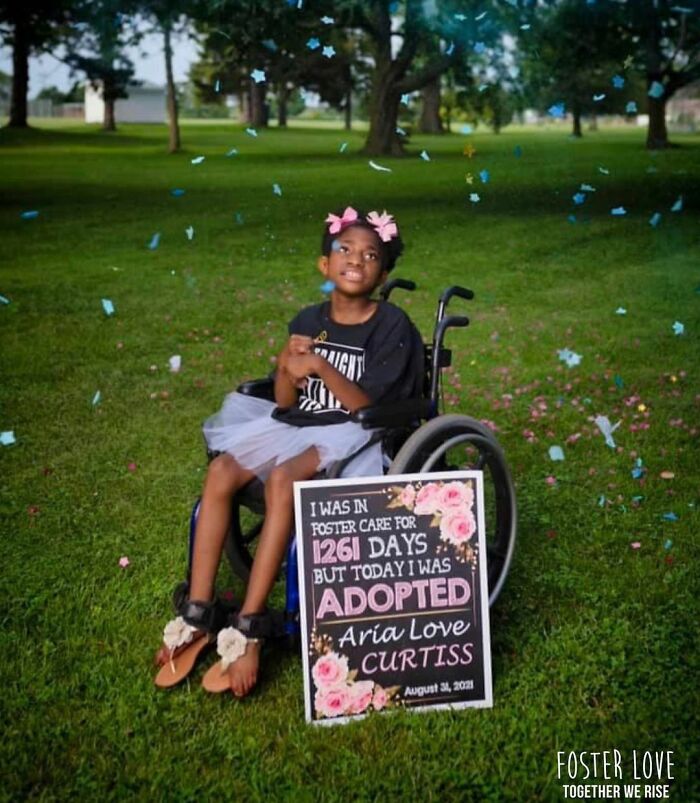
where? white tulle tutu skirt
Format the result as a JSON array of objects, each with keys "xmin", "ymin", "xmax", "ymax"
[{"xmin": 202, "ymin": 392, "xmax": 383, "ymax": 480}]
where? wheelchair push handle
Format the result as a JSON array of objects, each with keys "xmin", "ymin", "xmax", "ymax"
[
  {"xmin": 436, "ymin": 285, "xmax": 474, "ymax": 328},
  {"xmin": 429, "ymin": 315, "xmax": 470, "ymax": 410},
  {"xmin": 380, "ymin": 278, "xmax": 417, "ymax": 301}
]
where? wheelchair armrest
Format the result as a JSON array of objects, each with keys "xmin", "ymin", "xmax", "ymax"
[
  {"xmin": 236, "ymin": 377, "xmax": 275, "ymax": 401},
  {"xmin": 352, "ymin": 398, "xmax": 431, "ymax": 430}
]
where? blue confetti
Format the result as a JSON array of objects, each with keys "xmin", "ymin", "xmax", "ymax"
[
  {"xmin": 478, "ymin": 83, "xmax": 489, "ymax": 93},
  {"xmin": 339, "ymin": 142, "xmax": 348, "ymax": 153},
  {"xmin": 625, "ymin": 101, "xmax": 638, "ymax": 114},
  {"xmin": 20, "ymin": 210, "xmax": 39, "ymax": 220},
  {"xmin": 185, "ymin": 225, "xmax": 194, "ymax": 240},
  {"xmin": 147, "ymin": 232, "xmax": 161, "ymax": 250},
  {"xmin": 648, "ymin": 81, "xmax": 664, "ymax": 99},
  {"xmin": 612, "ymin": 74, "xmax": 625, "ymax": 89},
  {"xmin": 614, "ymin": 374, "xmax": 624, "ymax": 388},
  {"xmin": 616, "ymin": 307, "xmax": 627, "ymax": 315},
  {"xmin": 319, "ymin": 280, "xmax": 335, "ymax": 294},
  {"xmin": 461, "ymin": 124, "xmax": 473, "ymax": 135},
  {"xmin": 580, "ymin": 183, "xmax": 596, "ymax": 192},
  {"xmin": 548, "ymin": 103, "xmax": 565, "ymax": 119},
  {"xmin": 557, "ymin": 348, "xmax": 582, "ymax": 368},
  {"xmin": 474, "ymin": 41, "xmax": 486, "ymax": 54},
  {"xmin": 598, "ymin": 495, "xmax": 607, "ymax": 507},
  {"xmin": 191, "ymin": 155, "xmax": 205, "ymax": 165},
  {"xmin": 520, "ymin": 24, "xmax": 531, "ymax": 30},
  {"xmin": 549, "ymin": 445, "xmax": 565, "ymax": 461},
  {"xmin": 396, "ymin": 127, "xmax": 407, "ymax": 136},
  {"xmin": 1, "ymin": 431, "xmax": 16, "ymax": 446},
  {"xmin": 514, "ymin": 145, "xmax": 522, "ymax": 158},
  {"xmin": 170, "ymin": 188, "xmax": 185, "ymax": 197},
  {"xmin": 479, "ymin": 169, "xmax": 490, "ymax": 184},
  {"xmin": 672, "ymin": 321, "xmax": 684, "ymax": 336},
  {"xmin": 671, "ymin": 195, "xmax": 683, "ymax": 212},
  {"xmin": 662, "ymin": 512, "xmax": 678, "ymax": 522},
  {"xmin": 245, "ymin": 128, "xmax": 258, "ymax": 138},
  {"xmin": 469, "ymin": 193, "xmax": 480, "ymax": 204},
  {"xmin": 0, "ymin": 294, "xmax": 9, "ymax": 305},
  {"xmin": 92, "ymin": 390, "xmax": 101, "ymax": 406},
  {"xmin": 262, "ymin": 39, "xmax": 277, "ymax": 51},
  {"xmin": 593, "ymin": 93, "xmax": 606, "ymax": 102},
  {"xmin": 272, "ymin": 183, "xmax": 282, "ymax": 196},
  {"xmin": 320, "ymin": 16, "xmax": 334, "ymax": 24},
  {"xmin": 573, "ymin": 192, "xmax": 586, "ymax": 205},
  {"xmin": 235, "ymin": 212, "xmax": 244, "ymax": 225},
  {"xmin": 226, "ymin": 148, "xmax": 238, "ymax": 157},
  {"xmin": 400, "ymin": 93, "xmax": 410, "ymax": 105},
  {"xmin": 331, "ymin": 239, "xmax": 341, "ymax": 252},
  {"xmin": 101, "ymin": 298, "xmax": 115, "ymax": 316},
  {"xmin": 306, "ymin": 37, "xmax": 320, "ymax": 50},
  {"xmin": 663, "ymin": 539, "xmax": 672, "ymax": 550},
  {"xmin": 568, "ymin": 214, "xmax": 577, "ymax": 224},
  {"xmin": 250, "ymin": 69, "xmax": 266, "ymax": 84},
  {"xmin": 611, "ymin": 206, "xmax": 627, "ymax": 216},
  {"xmin": 598, "ymin": 166, "xmax": 610, "ymax": 175},
  {"xmin": 215, "ymin": 79, "xmax": 221, "ymax": 92},
  {"xmin": 322, "ymin": 45, "xmax": 336, "ymax": 58},
  {"xmin": 649, "ymin": 212, "xmax": 661, "ymax": 227},
  {"xmin": 446, "ymin": 41, "xmax": 455, "ymax": 56},
  {"xmin": 420, "ymin": 150, "xmax": 430, "ymax": 161}
]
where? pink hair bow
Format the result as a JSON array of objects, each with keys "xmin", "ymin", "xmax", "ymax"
[
  {"xmin": 367, "ymin": 210, "xmax": 398, "ymax": 242},
  {"xmin": 325, "ymin": 206, "xmax": 358, "ymax": 234}
]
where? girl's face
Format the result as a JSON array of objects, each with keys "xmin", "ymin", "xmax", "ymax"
[{"xmin": 318, "ymin": 225, "xmax": 388, "ymax": 298}]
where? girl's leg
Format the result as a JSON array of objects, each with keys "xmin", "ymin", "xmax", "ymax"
[
  {"xmin": 155, "ymin": 453, "xmax": 255, "ymax": 667},
  {"xmin": 226, "ymin": 446, "xmax": 320, "ymax": 696},
  {"xmin": 189, "ymin": 453, "xmax": 256, "ymax": 601}
]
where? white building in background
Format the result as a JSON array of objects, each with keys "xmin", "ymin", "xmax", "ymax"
[{"xmin": 84, "ymin": 81, "xmax": 166, "ymax": 123}]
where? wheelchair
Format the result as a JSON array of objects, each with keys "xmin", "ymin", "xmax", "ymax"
[{"xmin": 180, "ymin": 281, "xmax": 517, "ymax": 643}]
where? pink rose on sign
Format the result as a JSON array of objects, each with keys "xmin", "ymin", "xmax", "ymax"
[
  {"xmin": 346, "ymin": 680, "xmax": 374, "ymax": 715},
  {"xmin": 312, "ymin": 651, "xmax": 349, "ymax": 690},
  {"xmin": 400, "ymin": 484, "xmax": 416, "ymax": 509},
  {"xmin": 438, "ymin": 481, "xmax": 473, "ymax": 511},
  {"xmin": 315, "ymin": 686, "xmax": 352, "ymax": 718},
  {"xmin": 439, "ymin": 508, "xmax": 477, "ymax": 545},
  {"xmin": 372, "ymin": 685, "xmax": 388, "ymax": 711},
  {"xmin": 414, "ymin": 482, "xmax": 442, "ymax": 515}
]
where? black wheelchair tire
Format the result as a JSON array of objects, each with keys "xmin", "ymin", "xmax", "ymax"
[{"xmin": 387, "ymin": 414, "xmax": 517, "ymax": 606}]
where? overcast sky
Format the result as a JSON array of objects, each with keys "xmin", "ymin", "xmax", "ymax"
[{"xmin": 0, "ymin": 29, "xmax": 200, "ymax": 95}]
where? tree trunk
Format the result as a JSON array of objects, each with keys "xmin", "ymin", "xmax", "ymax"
[
  {"xmin": 163, "ymin": 21, "xmax": 180, "ymax": 153},
  {"xmin": 572, "ymin": 102, "xmax": 582, "ymax": 138},
  {"xmin": 419, "ymin": 77, "xmax": 443, "ymax": 134},
  {"xmin": 646, "ymin": 93, "xmax": 669, "ymax": 149},
  {"xmin": 344, "ymin": 88, "xmax": 352, "ymax": 131},
  {"xmin": 277, "ymin": 83, "xmax": 288, "ymax": 127},
  {"xmin": 249, "ymin": 78, "xmax": 266, "ymax": 127},
  {"xmin": 103, "ymin": 97, "xmax": 116, "ymax": 131},
  {"xmin": 363, "ymin": 72, "xmax": 403, "ymax": 156},
  {"xmin": 8, "ymin": 18, "xmax": 30, "ymax": 128}
]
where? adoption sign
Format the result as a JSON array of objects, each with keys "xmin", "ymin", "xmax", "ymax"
[{"xmin": 293, "ymin": 471, "xmax": 492, "ymax": 726}]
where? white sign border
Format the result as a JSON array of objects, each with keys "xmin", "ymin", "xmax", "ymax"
[{"xmin": 293, "ymin": 470, "xmax": 493, "ymax": 727}]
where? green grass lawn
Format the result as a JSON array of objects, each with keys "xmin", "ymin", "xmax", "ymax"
[{"xmin": 1, "ymin": 121, "xmax": 699, "ymax": 801}]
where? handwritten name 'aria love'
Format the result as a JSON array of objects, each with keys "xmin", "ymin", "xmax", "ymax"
[{"xmin": 316, "ymin": 577, "xmax": 471, "ymax": 619}]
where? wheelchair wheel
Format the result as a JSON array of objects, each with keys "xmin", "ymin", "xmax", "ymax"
[{"xmin": 388, "ymin": 414, "xmax": 517, "ymax": 606}]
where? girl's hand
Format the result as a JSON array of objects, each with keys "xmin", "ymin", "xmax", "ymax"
[
  {"xmin": 285, "ymin": 353, "xmax": 320, "ymax": 383},
  {"xmin": 286, "ymin": 335, "xmax": 315, "ymax": 356}
]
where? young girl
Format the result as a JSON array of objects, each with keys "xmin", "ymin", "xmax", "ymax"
[{"xmin": 154, "ymin": 206, "xmax": 422, "ymax": 698}]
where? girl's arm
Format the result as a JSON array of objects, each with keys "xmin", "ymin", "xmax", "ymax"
[
  {"xmin": 274, "ymin": 335, "xmax": 315, "ymax": 407},
  {"xmin": 286, "ymin": 354, "xmax": 372, "ymax": 414}
]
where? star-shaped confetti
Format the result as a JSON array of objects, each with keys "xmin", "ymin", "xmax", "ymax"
[
  {"xmin": 245, "ymin": 127, "xmax": 258, "ymax": 137},
  {"xmin": 648, "ymin": 81, "xmax": 664, "ymax": 98},
  {"xmin": 549, "ymin": 445, "xmax": 565, "ymax": 461},
  {"xmin": 671, "ymin": 196, "xmax": 683, "ymax": 212},
  {"xmin": 612, "ymin": 74, "xmax": 625, "ymax": 89},
  {"xmin": 400, "ymin": 93, "xmax": 410, "ymax": 105},
  {"xmin": 322, "ymin": 45, "xmax": 335, "ymax": 58},
  {"xmin": 339, "ymin": 142, "xmax": 348, "ymax": 153},
  {"xmin": 320, "ymin": 15, "xmax": 334, "ymax": 23},
  {"xmin": 273, "ymin": 183, "xmax": 282, "ymax": 196},
  {"xmin": 474, "ymin": 41, "xmax": 486, "ymax": 54},
  {"xmin": 573, "ymin": 192, "xmax": 586, "ymax": 205},
  {"xmin": 611, "ymin": 206, "xmax": 627, "ymax": 216},
  {"xmin": 191, "ymin": 155, "xmax": 205, "ymax": 164},
  {"xmin": 469, "ymin": 193, "xmax": 480, "ymax": 203},
  {"xmin": 92, "ymin": 390, "xmax": 102, "ymax": 406},
  {"xmin": 185, "ymin": 225, "xmax": 194, "ymax": 240},
  {"xmin": 319, "ymin": 280, "xmax": 335, "ymax": 293},
  {"xmin": 170, "ymin": 188, "xmax": 185, "ymax": 197},
  {"xmin": 226, "ymin": 148, "xmax": 238, "ymax": 157},
  {"xmin": 479, "ymin": 169, "xmax": 489, "ymax": 184},
  {"xmin": 147, "ymin": 232, "xmax": 161, "ymax": 249},
  {"xmin": 306, "ymin": 37, "xmax": 320, "ymax": 50},
  {"xmin": 1, "ymin": 431, "xmax": 16, "ymax": 446},
  {"xmin": 649, "ymin": 212, "xmax": 661, "ymax": 227},
  {"xmin": 557, "ymin": 348, "xmax": 582, "ymax": 368},
  {"xmin": 396, "ymin": 126, "xmax": 407, "ymax": 136},
  {"xmin": 625, "ymin": 101, "xmax": 638, "ymax": 114},
  {"xmin": 250, "ymin": 69, "xmax": 266, "ymax": 84},
  {"xmin": 623, "ymin": 55, "xmax": 634, "ymax": 69},
  {"xmin": 548, "ymin": 103, "xmax": 565, "ymax": 119},
  {"xmin": 463, "ymin": 144, "xmax": 476, "ymax": 158},
  {"xmin": 420, "ymin": 150, "xmax": 430, "ymax": 161},
  {"xmin": 616, "ymin": 307, "xmax": 627, "ymax": 315},
  {"xmin": 465, "ymin": 173, "xmax": 474, "ymax": 184},
  {"xmin": 101, "ymin": 298, "xmax": 115, "ymax": 316},
  {"xmin": 672, "ymin": 321, "xmax": 684, "ymax": 335}
]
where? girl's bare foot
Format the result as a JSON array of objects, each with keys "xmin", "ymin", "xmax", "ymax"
[{"xmin": 226, "ymin": 640, "xmax": 262, "ymax": 697}]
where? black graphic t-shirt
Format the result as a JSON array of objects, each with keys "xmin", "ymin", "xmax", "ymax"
[{"xmin": 272, "ymin": 301, "xmax": 423, "ymax": 427}]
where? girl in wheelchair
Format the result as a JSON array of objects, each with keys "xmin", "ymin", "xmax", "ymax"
[{"xmin": 154, "ymin": 206, "xmax": 424, "ymax": 697}]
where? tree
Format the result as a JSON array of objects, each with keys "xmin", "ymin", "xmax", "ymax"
[
  {"xmin": 0, "ymin": 0, "xmax": 73, "ymax": 128},
  {"xmin": 63, "ymin": 1, "xmax": 140, "ymax": 131},
  {"xmin": 621, "ymin": 0, "xmax": 700, "ymax": 149},
  {"xmin": 517, "ymin": 0, "xmax": 626, "ymax": 138},
  {"xmin": 140, "ymin": 0, "xmax": 189, "ymax": 152}
]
